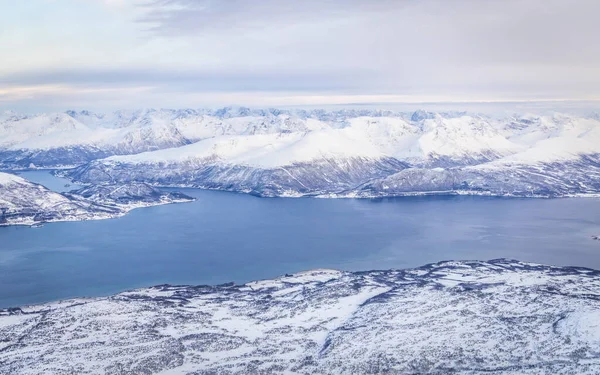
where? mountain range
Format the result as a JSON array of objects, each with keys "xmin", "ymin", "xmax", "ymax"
[{"xmin": 1, "ymin": 108, "xmax": 599, "ymax": 197}]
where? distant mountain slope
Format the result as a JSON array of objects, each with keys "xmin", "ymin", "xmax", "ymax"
[
  {"xmin": 2, "ymin": 259, "xmax": 600, "ymax": 374},
  {"xmin": 64, "ymin": 111, "xmax": 600, "ymax": 197},
  {"xmin": 0, "ymin": 108, "xmax": 345, "ymax": 169},
  {"xmin": 348, "ymin": 154, "xmax": 600, "ymax": 197},
  {"xmin": 2, "ymin": 109, "xmax": 600, "ymax": 197},
  {"xmin": 66, "ymin": 130, "xmax": 409, "ymax": 196},
  {"xmin": 0, "ymin": 172, "xmax": 193, "ymax": 226},
  {"xmin": 0, "ymin": 108, "xmax": 515, "ymax": 169}
]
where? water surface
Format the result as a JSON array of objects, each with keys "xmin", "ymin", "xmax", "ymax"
[
  {"xmin": 8, "ymin": 169, "xmax": 84, "ymax": 192},
  {"xmin": 1, "ymin": 171, "xmax": 599, "ymax": 308}
]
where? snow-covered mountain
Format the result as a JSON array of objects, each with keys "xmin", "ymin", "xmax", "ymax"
[
  {"xmin": 2, "ymin": 109, "xmax": 600, "ymax": 197},
  {"xmin": 0, "ymin": 108, "xmax": 344, "ymax": 169},
  {"xmin": 0, "ymin": 108, "xmax": 517, "ymax": 170},
  {"xmin": 2, "ymin": 259, "xmax": 600, "ymax": 374},
  {"xmin": 65, "ymin": 129, "xmax": 408, "ymax": 196},
  {"xmin": 0, "ymin": 172, "xmax": 193, "ymax": 226}
]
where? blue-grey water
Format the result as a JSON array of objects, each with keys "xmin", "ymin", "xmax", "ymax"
[{"xmin": 1, "ymin": 170, "xmax": 599, "ymax": 308}]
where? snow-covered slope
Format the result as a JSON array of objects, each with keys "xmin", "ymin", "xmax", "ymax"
[
  {"xmin": 0, "ymin": 172, "xmax": 193, "ymax": 226},
  {"xmin": 0, "ymin": 108, "xmax": 342, "ymax": 169},
  {"xmin": 0, "ymin": 172, "xmax": 114, "ymax": 225},
  {"xmin": 3, "ymin": 109, "xmax": 600, "ymax": 197},
  {"xmin": 65, "ymin": 127, "xmax": 409, "ymax": 196},
  {"xmin": 105, "ymin": 129, "xmax": 384, "ymax": 168},
  {"xmin": 2, "ymin": 259, "xmax": 600, "ymax": 374},
  {"xmin": 65, "ymin": 112, "xmax": 600, "ymax": 197},
  {"xmin": 0, "ymin": 111, "xmax": 197, "ymax": 168},
  {"xmin": 347, "ymin": 115, "xmax": 600, "ymax": 198},
  {"xmin": 0, "ymin": 109, "xmax": 527, "ymax": 169}
]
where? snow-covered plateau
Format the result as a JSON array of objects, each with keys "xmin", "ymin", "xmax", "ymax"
[
  {"xmin": 2, "ymin": 259, "xmax": 600, "ymax": 374},
  {"xmin": 0, "ymin": 172, "xmax": 193, "ymax": 226},
  {"xmin": 2, "ymin": 108, "xmax": 600, "ymax": 197}
]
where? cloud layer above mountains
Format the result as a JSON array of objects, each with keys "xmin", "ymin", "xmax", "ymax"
[{"xmin": 1, "ymin": 0, "xmax": 599, "ymax": 110}]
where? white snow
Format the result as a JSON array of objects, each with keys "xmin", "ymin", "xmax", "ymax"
[
  {"xmin": 0, "ymin": 172, "xmax": 24, "ymax": 184},
  {"xmin": 3, "ymin": 110, "xmax": 600, "ymax": 170},
  {"xmin": 559, "ymin": 310, "xmax": 600, "ymax": 345},
  {"xmin": 85, "ymin": 111, "xmax": 600, "ymax": 170},
  {"xmin": 4, "ymin": 110, "xmax": 600, "ymax": 199},
  {"xmin": 0, "ymin": 172, "xmax": 192, "ymax": 226},
  {"xmin": 107, "ymin": 129, "xmax": 385, "ymax": 168},
  {"xmin": 3, "ymin": 260, "xmax": 600, "ymax": 374}
]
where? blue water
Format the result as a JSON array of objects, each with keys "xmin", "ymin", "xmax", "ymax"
[
  {"xmin": 6, "ymin": 170, "xmax": 84, "ymax": 192},
  {"xmin": 1, "ymin": 171, "xmax": 599, "ymax": 308}
]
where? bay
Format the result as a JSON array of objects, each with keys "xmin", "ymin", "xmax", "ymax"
[{"xmin": 1, "ymin": 170, "xmax": 599, "ymax": 308}]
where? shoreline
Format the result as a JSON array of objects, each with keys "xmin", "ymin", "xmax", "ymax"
[
  {"xmin": 0, "ymin": 257, "xmax": 592, "ymax": 310},
  {"xmin": 3, "ymin": 258, "xmax": 600, "ymax": 374}
]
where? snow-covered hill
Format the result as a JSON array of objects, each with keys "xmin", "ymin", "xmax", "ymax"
[
  {"xmin": 2, "ymin": 259, "xmax": 600, "ymax": 374},
  {"xmin": 2, "ymin": 109, "xmax": 600, "ymax": 197},
  {"xmin": 0, "ymin": 172, "xmax": 115, "ymax": 225},
  {"xmin": 0, "ymin": 172, "xmax": 193, "ymax": 226}
]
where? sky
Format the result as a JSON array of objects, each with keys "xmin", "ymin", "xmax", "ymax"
[{"xmin": 1, "ymin": 0, "xmax": 599, "ymax": 111}]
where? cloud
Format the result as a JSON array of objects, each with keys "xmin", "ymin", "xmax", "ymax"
[
  {"xmin": 1, "ymin": 0, "xmax": 600, "ymax": 110},
  {"xmin": 138, "ymin": 0, "xmax": 399, "ymax": 34},
  {"xmin": 0, "ymin": 67, "xmax": 378, "ymax": 95},
  {"xmin": 132, "ymin": 0, "xmax": 600, "ymax": 101},
  {"xmin": 98, "ymin": 0, "xmax": 128, "ymax": 8}
]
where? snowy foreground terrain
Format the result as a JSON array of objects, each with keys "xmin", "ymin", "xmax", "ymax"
[
  {"xmin": 1, "ymin": 108, "xmax": 599, "ymax": 197},
  {"xmin": 0, "ymin": 172, "xmax": 193, "ymax": 226},
  {"xmin": 2, "ymin": 259, "xmax": 600, "ymax": 374}
]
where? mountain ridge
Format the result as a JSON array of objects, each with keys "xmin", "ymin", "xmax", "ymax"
[{"xmin": 2, "ymin": 109, "xmax": 600, "ymax": 197}]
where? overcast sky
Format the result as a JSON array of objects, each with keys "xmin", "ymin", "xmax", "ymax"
[{"xmin": 1, "ymin": 0, "xmax": 599, "ymax": 111}]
